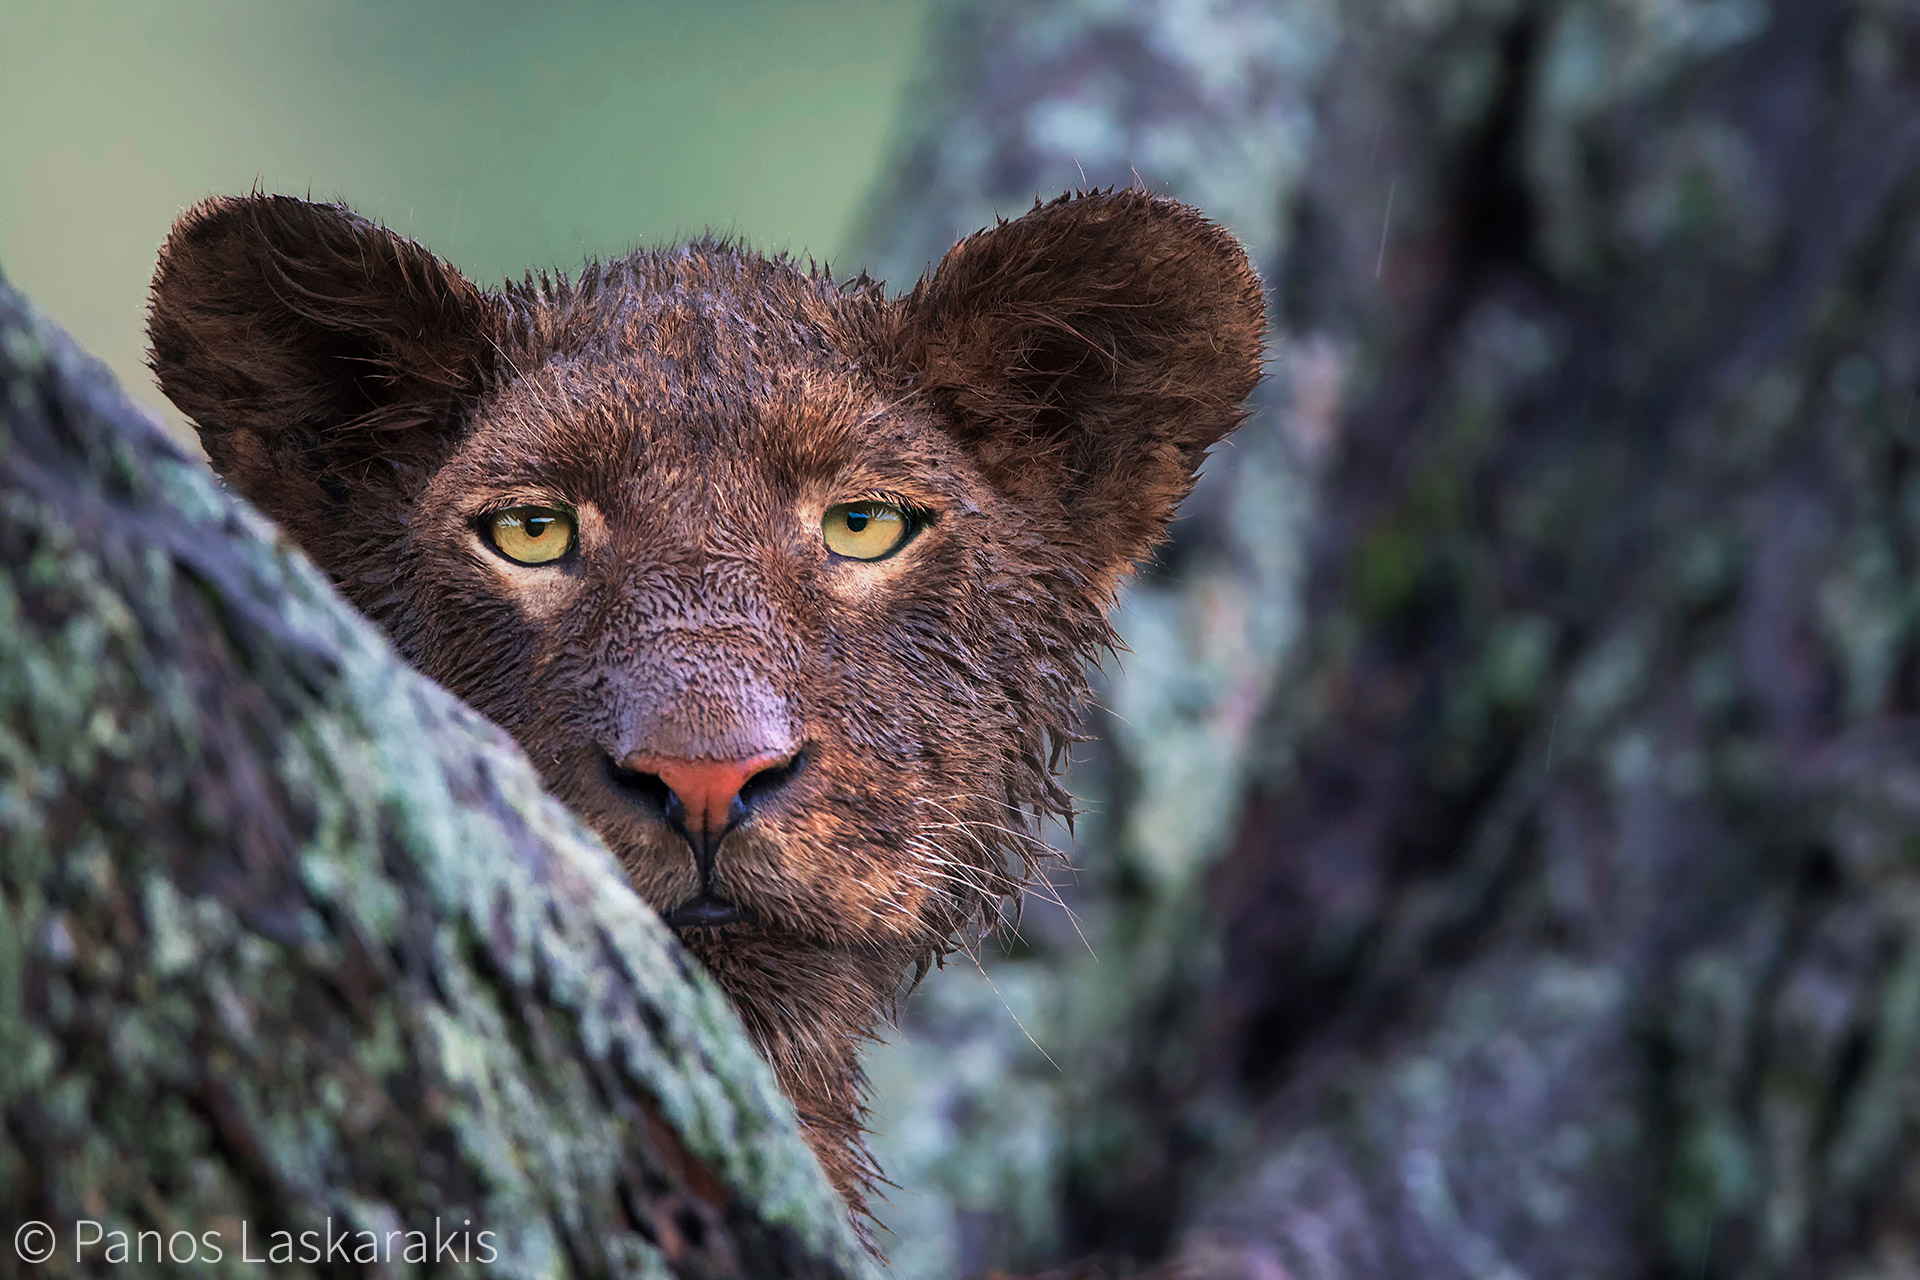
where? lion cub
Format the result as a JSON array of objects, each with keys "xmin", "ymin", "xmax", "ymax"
[{"xmin": 148, "ymin": 189, "xmax": 1265, "ymax": 1213}]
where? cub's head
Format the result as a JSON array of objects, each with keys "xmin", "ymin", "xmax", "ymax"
[{"xmin": 148, "ymin": 189, "xmax": 1264, "ymax": 1198}]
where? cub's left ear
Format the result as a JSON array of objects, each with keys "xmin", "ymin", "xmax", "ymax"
[
  {"xmin": 146, "ymin": 194, "xmax": 503, "ymax": 572},
  {"xmin": 888, "ymin": 190, "xmax": 1266, "ymax": 585}
]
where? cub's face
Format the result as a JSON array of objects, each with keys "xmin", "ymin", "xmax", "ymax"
[
  {"xmin": 402, "ymin": 299, "xmax": 1039, "ymax": 964},
  {"xmin": 147, "ymin": 189, "xmax": 1265, "ymax": 1201}
]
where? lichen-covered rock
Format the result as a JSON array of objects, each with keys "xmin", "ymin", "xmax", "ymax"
[{"xmin": 0, "ymin": 276, "xmax": 878, "ymax": 1279}]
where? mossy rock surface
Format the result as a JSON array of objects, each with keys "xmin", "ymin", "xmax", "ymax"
[{"xmin": 0, "ymin": 277, "xmax": 878, "ymax": 1280}]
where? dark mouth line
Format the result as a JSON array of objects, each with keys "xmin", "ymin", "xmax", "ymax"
[{"xmin": 665, "ymin": 892, "xmax": 752, "ymax": 930}]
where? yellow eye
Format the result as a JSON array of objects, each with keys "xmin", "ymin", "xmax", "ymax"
[
  {"xmin": 822, "ymin": 501, "xmax": 911, "ymax": 560},
  {"xmin": 487, "ymin": 506, "xmax": 575, "ymax": 565}
]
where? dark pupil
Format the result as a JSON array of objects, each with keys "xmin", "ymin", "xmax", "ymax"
[
  {"xmin": 525, "ymin": 516, "xmax": 552, "ymax": 538},
  {"xmin": 845, "ymin": 510, "xmax": 871, "ymax": 533}
]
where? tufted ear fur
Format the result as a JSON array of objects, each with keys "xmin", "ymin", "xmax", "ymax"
[
  {"xmin": 887, "ymin": 189, "xmax": 1266, "ymax": 589},
  {"xmin": 147, "ymin": 194, "xmax": 503, "ymax": 575}
]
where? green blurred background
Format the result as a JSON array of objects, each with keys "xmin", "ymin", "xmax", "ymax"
[{"xmin": 0, "ymin": 0, "xmax": 931, "ymax": 444}]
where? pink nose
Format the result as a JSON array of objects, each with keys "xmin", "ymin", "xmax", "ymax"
[{"xmin": 620, "ymin": 749, "xmax": 796, "ymax": 845}]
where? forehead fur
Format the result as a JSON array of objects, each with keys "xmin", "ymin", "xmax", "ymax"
[
  {"xmin": 464, "ymin": 242, "xmax": 975, "ymax": 552},
  {"xmin": 509, "ymin": 245, "xmax": 868, "ymax": 394},
  {"xmin": 474, "ymin": 243, "xmax": 922, "ymax": 481}
]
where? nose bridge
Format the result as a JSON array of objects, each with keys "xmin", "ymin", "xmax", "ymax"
[
  {"xmin": 605, "ymin": 527, "xmax": 800, "ymax": 752},
  {"xmin": 600, "ymin": 497, "xmax": 807, "ymax": 913},
  {"xmin": 612, "ymin": 623, "xmax": 798, "ymax": 760}
]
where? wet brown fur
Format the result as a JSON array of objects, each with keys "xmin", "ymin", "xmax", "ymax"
[{"xmin": 146, "ymin": 189, "xmax": 1266, "ymax": 1220}]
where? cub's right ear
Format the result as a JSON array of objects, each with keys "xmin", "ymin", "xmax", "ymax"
[{"xmin": 147, "ymin": 194, "xmax": 503, "ymax": 544}]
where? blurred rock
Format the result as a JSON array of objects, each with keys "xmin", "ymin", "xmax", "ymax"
[{"xmin": 859, "ymin": 1, "xmax": 1920, "ymax": 1277}]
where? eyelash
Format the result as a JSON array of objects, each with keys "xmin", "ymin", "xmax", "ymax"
[{"xmin": 846, "ymin": 491, "xmax": 931, "ymax": 526}]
